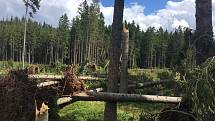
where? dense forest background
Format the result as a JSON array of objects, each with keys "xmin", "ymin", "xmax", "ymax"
[{"xmin": 0, "ymin": 0, "xmax": 214, "ymax": 69}]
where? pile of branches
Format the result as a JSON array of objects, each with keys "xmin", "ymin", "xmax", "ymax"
[{"xmin": 0, "ymin": 69, "xmax": 37, "ymax": 121}]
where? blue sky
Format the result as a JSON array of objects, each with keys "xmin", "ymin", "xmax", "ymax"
[{"xmin": 102, "ymin": 0, "xmax": 182, "ymax": 15}]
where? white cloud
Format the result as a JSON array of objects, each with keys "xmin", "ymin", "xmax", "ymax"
[
  {"xmin": 0, "ymin": 0, "xmax": 214, "ymax": 32},
  {"xmin": 0, "ymin": 0, "xmax": 91, "ymax": 26},
  {"xmin": 172, "ymin": 19, "xmax": 190, "ymax": 28},
  {"xmin": 100, "ymin": 0, "xmax": 196, "ymax": 31},
  {"xmin": 100, "ymin": 5, "xmax": 114, "ymax": 26}
]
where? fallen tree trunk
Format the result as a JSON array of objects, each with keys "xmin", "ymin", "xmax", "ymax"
[
  {"xmin": 28, "ymin": 74, "xmax": 105, "ymax": 81},
  {"xmin": 37, "ymin": 81, "xmax": 59, "ymax": 88},
  {"xmin": 78, "ymin": 76, "xmax": 105, "ymax": 81},
  {"xmin": 57, "ymin": 88, "xmax": 103, "ymax": 106},
  {"xmin": 28, "ymin": 74, "xmax": 63, "ymax": 79},
  {"xmin": 128, "ymin": 79, "xmax": 172, "ymax": 88},
  {"xmin": 57, "ymin": 92, "xmax": 182, "ymax": 106},
  {"xmin": 72, "ymin": 92, "xmax": 182, "ymax": 104},
  {"xmin": 57, "ymin": 97, "xmax": 72, "ymax": 106}
]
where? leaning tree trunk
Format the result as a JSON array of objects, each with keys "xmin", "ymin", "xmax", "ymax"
[
  {"xmin": 119, "ymin": 28, "xmax": 129, "ymax": 93},
  {"xmin": 104, "ymin": 0, "xmax": 124, "ymax": 121},
  {"xmin": 195, "ymin": 0, "xmax": 213, "ymax": 64}
]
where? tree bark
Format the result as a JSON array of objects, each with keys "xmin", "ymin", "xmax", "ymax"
[
  {"xmin": 72, "ymin": 92, "xmax": 182, "ymax": 104},
  {"xmin": 119, "ymin": 28, "xmax": 129, "ymax": 93},
  {"xmin": 104, "ymin": 0, "xmax": 124, "ymax": 121},
  {"xmin": 195, "ymin": 0, "xmax": 213, "ymax": 63}
]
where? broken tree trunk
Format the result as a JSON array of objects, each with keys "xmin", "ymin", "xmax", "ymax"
[
  {"xmin": 119, "ymin": 27, "xmax": 129, "ymax": 93},
  {"xmin": 195, "ymin": 0, "xmax": 213, "ymax": 63},
  {"xmin": 72, "ymin": 92, "xmax": 182, "ymax": 104}
]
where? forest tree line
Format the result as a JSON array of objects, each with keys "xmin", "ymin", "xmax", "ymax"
[{"xmin": 0, "ymin": 0, "xmax": 214, "ymax": 69}]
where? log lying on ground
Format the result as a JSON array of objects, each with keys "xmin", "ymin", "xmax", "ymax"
[
  {"xmin": 37, "ymin": 81, "xmax": 59, "ymax": 88},
  {"xmin": 57, "ymin": 97, "xmax": 72, "ymax": 105},
  {"xmin": 57, "ymin": 88, "xmax": 103, "ymax": 106},
  {"xmin": 128, "ymin": 79, "xmax": 173, "ymax": 88},
  {"xmin": 28, "ymin": 74, "xmax": 63, "ymax": 79},
  {"xmin": 88, "ymin": 88, "xmax": 103, "ymax": 92},
  {"xmin": 78, "ymin": 76, "xmax": 105, "ymax": 81},
  {"xmin": 72, "ymin": 92, "xmax": 182, "ymax": 104},
  {"xmin": 28, "ymin": 74, "xmax": 105, "ymax": 81},
  {"xmin": 57, "ymin": 92, "xmax": 182, "ymax": 106}
]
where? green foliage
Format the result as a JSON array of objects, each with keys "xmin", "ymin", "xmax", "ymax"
[
  {"xmin": 84, "ymin": 79, "xmax": 106, "ymax": 90},
  {"xmin": 95, "ymin": 66, "xmax": 107, "ymax": 74},
  {"xmin": 139, "ymin": 113, "xmax": 154, "ymax": 121},
  {"xmin": 0, "ymin": 11, "xmax": 205, "ymax": 70},
  {"xmin": 7, "ymin": 60, "xmax": 14, "ymax": 67},
  {"xmin": 157, "ymin": 70, "xmax": 174, "ymax": 80},
  {"xmin": 23, "ymin": 0, "xmax": 41, "ymax": 17},
  {"xmin": 0, "ymin": 61, "xmax": 26, "ymax": 70},
  {"xmin": 51, "ymin": 61, "xmax": 67, "ymax": 74},
  {"xmin": 186, "ymin": 57, "xmax": 215, "ymax": 120},
  {"xmin": 128, "ymin": 69, "xmax": 154, "ymax": 82}
]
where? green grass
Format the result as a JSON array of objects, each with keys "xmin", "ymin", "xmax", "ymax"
[
  {"xmin": 58, "ymin": 101, "xmax": 170, "ymax": 121},
  {"xmin": 59, "ymin": 101, "xmax": 136, "ymax": 121}
]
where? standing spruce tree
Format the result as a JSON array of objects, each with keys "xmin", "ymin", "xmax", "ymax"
[
  {"xmin": 78, "ymin": 0, "xmax": 89, "ymax": 64},
  {"xmin": 57, "ymin": 14, "xmax": 70, "ymax": 63},
  {"xmin": 71, "ymin": 0, "xmax": 106, "ymax": 65},
  {"xmin": 104, "ymin": 0, "xmax": 124, "ymax": 121},
  {"xmin": 22, "ymin": 0, "xmax": 41, "ymax": 69}
]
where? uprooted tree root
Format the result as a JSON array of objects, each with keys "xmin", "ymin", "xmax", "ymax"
[
  {"xmin": 62, "ymin": 65, "xmax": 85, "ymax": 95},
  {"xmin": 0, "ymin": 69, "xmax": 37, "ymax": 121},
  {"xmin": 0, "ymin": 65, "xmax": 87, "ymax": 121},
  {"xmin": 27, "ymin": 64, "xmax": 39, "ymax": 74}
]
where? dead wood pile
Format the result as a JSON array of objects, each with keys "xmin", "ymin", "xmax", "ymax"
[
  {"xmin": 0, "ymin": 69, "xmax": 37, "ymax": 121},
  {"xmin": 62, "ymin": 65, "xmax": 85, "ymax": 95}
]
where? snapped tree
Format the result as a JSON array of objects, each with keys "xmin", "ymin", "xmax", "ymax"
[
  {"xmin": 104, "ymin": 0, "xmax": 124, "ymax": 121},
  {"xmin": 195, "ymin": 0, "xmax": 213, "ymax": 64}
]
